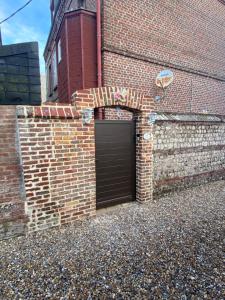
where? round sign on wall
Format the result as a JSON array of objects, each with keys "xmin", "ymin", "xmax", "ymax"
[
  {"xmin": 143, "ymin": 132, "xmax": 152, "ymax": 140},
  {"xmin": 156, "ymin": 70, "xmax": 174, "ymax": 89}
]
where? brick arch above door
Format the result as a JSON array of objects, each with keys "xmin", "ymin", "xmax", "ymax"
[{"xmin": 72, "ymin": 87, "xmax": 154, "ymax": 113}]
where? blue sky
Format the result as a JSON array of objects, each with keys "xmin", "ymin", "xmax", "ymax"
[{"xmin": 0, "ymin": 0, "xmax": 51, "ymax": 73}]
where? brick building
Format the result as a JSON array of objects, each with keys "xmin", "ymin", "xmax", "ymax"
[{"xmin": 45, "ymin": 0, "xmax": 225, "ymax": 114}]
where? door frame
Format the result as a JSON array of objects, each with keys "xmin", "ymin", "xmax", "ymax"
[{"xmin": 74, "ymin": 86, "xmax": 154, "ymax": 210}]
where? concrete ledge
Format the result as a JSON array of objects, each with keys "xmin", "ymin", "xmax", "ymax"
[
  {"xmin": 155, "ymin": 112, "xmax": 224, "ymax": 123},
  {"xmin": 17, "ymin": 105, "xmax": 80, "ymax": 119}
]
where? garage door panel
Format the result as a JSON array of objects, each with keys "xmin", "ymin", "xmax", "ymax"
[{"xmin": 95, "ymin": 120, "xmax": 136, "ymax": 208}]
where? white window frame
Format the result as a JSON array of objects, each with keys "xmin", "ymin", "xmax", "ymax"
[
  {"xmin": 52, "ymin": 47, "xmax": 58, "ymax": 89},
  {"xmin": 57, "ymin": 39, "xmax": 62, "ymax": 63}
]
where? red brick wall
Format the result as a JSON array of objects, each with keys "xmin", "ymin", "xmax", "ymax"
[
  {"xmin": 0, "ymin": 87, "xmax": 154, "ymax": 237},
  {"xmin": 0, "ymin": 106, "xmax": 26, "ymax": 239},
  {"xmin": 102, "ymin": 0, "xmax": 225, "ymax": 114},
  {"xmin": 17, "ymin": 105, "xmax": 96, "ymax": 232},
  {"xmin": 104, "ymin": 107, "xmax": 133, "ymax": 121}
]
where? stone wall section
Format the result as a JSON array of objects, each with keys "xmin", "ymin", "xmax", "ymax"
[{"xmin": 153, "ymin": 114, "xmax": 225, "ymax": 194}]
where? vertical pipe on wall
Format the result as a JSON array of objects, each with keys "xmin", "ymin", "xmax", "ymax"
[
  {"xmin": 96, "ymin": 0, "xmax": 104, "ymax": 119},
  {"xmin": 65, "ymin": 18, "xmax": 71, "ymax": 103},
  {"xmin": 97, "ymin": 0, "xmax": 102, "ymax": 87},
  {"xmin": 80, "ymin": 12, "xmax": 85, "ymax": 89}
]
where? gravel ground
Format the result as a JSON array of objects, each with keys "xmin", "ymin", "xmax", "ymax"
[{"xmin": 0, "ymin": 181, "xmax": 225, "ymax": 300}]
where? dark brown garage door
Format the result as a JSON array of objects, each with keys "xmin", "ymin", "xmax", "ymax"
[{"xmin": 95, "ymin": 120, "xmax": 136, "ymax": 208}]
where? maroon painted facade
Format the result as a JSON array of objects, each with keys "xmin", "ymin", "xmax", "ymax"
[
  {"xmin": 56, "ymin": 10, "xmax": 97, "ymax": 103},
  {"xmin": 44, "ymin": 0, "xmax": 97, "ymax": 103}
]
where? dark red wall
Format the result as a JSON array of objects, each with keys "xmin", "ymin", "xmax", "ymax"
[
  {"xmin": 57, "ymin": 10, "xmax": 97, "ymax": 103},
  {"xmin": 82, "ymin": 12, "xmax": 98, "ymax": 90}
]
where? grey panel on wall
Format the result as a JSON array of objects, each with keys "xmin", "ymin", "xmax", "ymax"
[{"xmin": 0, "ymin": 42, "xmax": 41, "ymax": 105}]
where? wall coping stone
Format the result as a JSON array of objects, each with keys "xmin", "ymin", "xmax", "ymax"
[
  {"xmin": 155, "ymin": 112, "xmax": 225, "ymax": 123},
  {"xmin": 16, "ymin": 105, "xmax": 80, "ymax": 119}
]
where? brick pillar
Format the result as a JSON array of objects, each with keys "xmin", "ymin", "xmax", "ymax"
[{"xmin": 136, "ymin": 111, "xmax": 153, "ymax": 202}]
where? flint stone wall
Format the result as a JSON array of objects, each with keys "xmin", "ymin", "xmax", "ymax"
[{"xmin": 153, "ymin": 113, "xmax": 225, "ymax": 195}]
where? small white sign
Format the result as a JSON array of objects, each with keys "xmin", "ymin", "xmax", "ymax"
[
  {"xmin": 148, "ymin": 112, "xmax": 157, "ymax": 125},
  {"xmin": 143, "ymin": 132, "xmax": 152, "ymax": 140},
  {"xmin": 82, "ymin": 109, "xmax": 93, "ymax": 124}
]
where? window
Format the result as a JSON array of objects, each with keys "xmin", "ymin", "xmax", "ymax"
[
  {"xmin": 52, "ymin": 48, "xmax": 58, "ymax": 88},
  {"xmin": 51, "ymin": 0, "xmax": 59, "ymax": 21},
  {"xmin": 51, "ymin": 0, "xmax": 55, "ymax": 20},
  {"xmin": 47, "ymin": 48, "xmax": 58, "ymax": 97},
  {"xmin": 47, "ymin": 64, "xmax": 52, "ymax": 96},
  {"xmin": 57, "ymin": 39, "xmax": 62, "ymax": 63}
]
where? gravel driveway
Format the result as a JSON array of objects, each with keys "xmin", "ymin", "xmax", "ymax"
[{"xmin": 0, "ymin": 181, "xmax": 225, "ymax": 299}]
